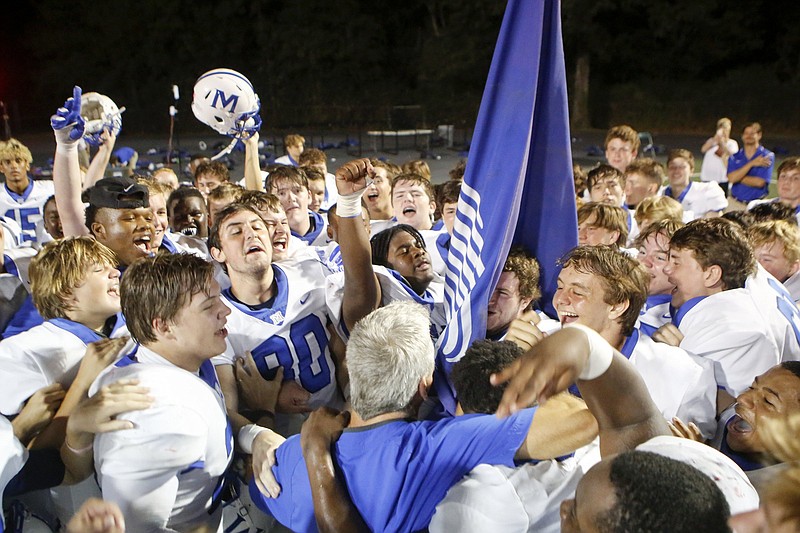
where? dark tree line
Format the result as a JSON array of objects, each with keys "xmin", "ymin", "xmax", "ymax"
[{"xmin": 1, "ymin": 0, "xmax": 797, "ymax": 134}]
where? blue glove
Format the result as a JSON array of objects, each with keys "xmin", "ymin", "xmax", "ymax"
[{"xmin": 50, "ymin": 86, "xmax": 85, "ymax": 144}]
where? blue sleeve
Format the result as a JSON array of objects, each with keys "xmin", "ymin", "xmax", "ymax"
[
  {"xmin": 2, "ymin": 295, "xmax": 44, "ymax": 339},
  {"xmin": 248, "ymin": 435, "xmax": 305, "ymax": 529},
  {"xmin": 6, "ymin": 449, "xmax": 65, "ymax": 497},
  {"xmin": 430, "ymin": 408, "xmax": 537, "ymax": 470}
]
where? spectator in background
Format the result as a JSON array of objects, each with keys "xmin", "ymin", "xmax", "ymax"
[
  {"xmin": 573, "ymin": 163, "xmax": 587, "ymax": 208},
  {"xmin": 701, "ymin": 118, "xmax": 738, "ymax": 196},
  {"xmin": 663, "ymin": 149, "xmax": 727, "ymax": 219},
  {"xmin": 299, "ymin": 147, "xmax": 337, "ymax": 211},
  {"xmin": 624, "ymin": 158, "xmax": 665, "ymax": 210},
  {"xmin": 275, "ymin": 133, "xmax": 305, "ymax": 167},
  {"xmin": 727, "ymin": 122, "xmax": 774, "ymax": 210},
  {"xmin": 604, "ymin": 124, "xmax": 639, "ymax": 173}
]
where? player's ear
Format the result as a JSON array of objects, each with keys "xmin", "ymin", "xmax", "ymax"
[
  {"xmin": 91, "ymin": 221, "xmax": 107, "ymax": 240},
  {"xmin": 609, "ymin": 299, "xmax": 630, "ymax": 322},
  {"xmin": 209, "ymin": 246, "xmax": 226, "ymax": 264},
  {"xmin": 703, "ymin": 264, "xmax": 723, "ymax": 288},
  {"xmin": 418, "ymin": 374, "xmax": 433, "ymax": 401},
  {"xmin": 152, "ymin": 317, "xmax": 173, "ymax": 338}
]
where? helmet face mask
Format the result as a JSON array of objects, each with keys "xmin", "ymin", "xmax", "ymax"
[
  {"xmin": 80, "ymin": 92, "xmax": 124, "ymax": 146},
  {"xmin": 191, "ymin": 69, "xmax": 262, "ymax": 139}
]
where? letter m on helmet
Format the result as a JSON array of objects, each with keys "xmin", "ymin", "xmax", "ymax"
[{"xmin": 212, "ymin": 89, "xmax": 239, "ymax": 113}]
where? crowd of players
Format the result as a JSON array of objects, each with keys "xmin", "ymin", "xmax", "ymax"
[{"xmin": 0, "ymin": 85, "xmax": 798, "ymax": 533}]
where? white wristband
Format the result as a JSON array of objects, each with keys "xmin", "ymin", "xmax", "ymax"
[
  {"xmin": 238, "ymin": 424, "xmax": 269, "ymax": 454},
  {"xmin": 55, "ymin": 142, "xmax": 78, "ymax": 155},
  {"xmin": 336, "ymin": 189, "xmax": 364, "ymax": 218},
  {"xmin": 564, "ymin": 323, "xmax": 614, "ymax": 380}
]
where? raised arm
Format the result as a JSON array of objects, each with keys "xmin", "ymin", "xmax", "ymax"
[
  {"xmin": 335, "ymin": 159, "xmax": 382, "ymax": 332},
  {"xmin": 493, "ymin": 324, "xmax": 669, "ymax": 458},
  {"xmin": 82, "ymin": 130, "xmax": 118, "ymax": 191},
  {"xmin": 51, "ymin": 86, "xmax": 91, "ymax": 237},
  {"xmin": 243, "ymin": 132, "xmax": 264, "ymax": 191}
]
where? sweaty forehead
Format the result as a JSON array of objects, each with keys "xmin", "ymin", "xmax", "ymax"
[
  {"xmin": 393, "ymin": 180, "xmax": 428, "ymax": 196},
  {"xmin": 390, "ymin": 229, "xmax": 423, "ymax": 249}
]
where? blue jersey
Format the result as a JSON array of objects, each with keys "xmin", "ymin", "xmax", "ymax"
[
  {"xmin": 251, "ymin": 408, "xmax": 536, "ymax": 533},
  {"xmin": 214, "ymin": 261, "xmax": 340, "ymax": 408},
  {"xmin": 728, "ymin": 145, "xmax": 773, "ymax": 202}
]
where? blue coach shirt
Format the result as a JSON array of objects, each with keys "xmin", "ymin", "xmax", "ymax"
[
  {"xmin": 250, "ymin": 408, "xmax": 536, "ymax": 533},
  {"xmin": 728, "ymin": 145, "xmax": 774, "ymax": 203}
]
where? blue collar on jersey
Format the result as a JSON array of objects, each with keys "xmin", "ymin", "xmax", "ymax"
[
  {"xmin": 2, "ymin": 254, "xmax": 19, "ymax": 278},
  {"xmin": 5, "ymin": 180, "xmax": 33, "ymax": 203},
  {"xmin": 222, "ymin": 264, "xmax": 289, "ymax": 324},
  {"xmin": 664, "ymin": 180, "xmax": 692, "ymax": 203},
  {"xmin": 671, "ymin": 296, "xmax": 707, "ymax": 328},
  {"xmin": 619, "ymin": 328, "xmax": 639, "ymax": 359},
  {"xmin": 292, "ymin": 210, "xmax": 325, "ymax": 245},
  {"xmin": 431, "ymin": 219, "xmax": 444, "ymax": 231},
  {"xmin": 160, "ymin": 233, "xmax": 179, "ymax": 254},
  {"xmin": 49, "ymin": 317, "xmax": 113, "ymax": 344},
  {"xmin": 387, "ymin": 268, "xmax": 436, "ymax": 310},
  {"xmin": 644, "ymin": 293, "xmax": 672, "ymax": 310},
  {"xmin": 626, "ymin": 209, "xmax": 633, "ymax": 233},
  {"xmin": 720, "ymin": 418, "xmax": 766, "ymax": 472}
]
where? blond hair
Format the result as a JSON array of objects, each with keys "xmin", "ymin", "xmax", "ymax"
[
  {"xmin": 634, "ymin": 196, "xmax": 684, "ymax": 227},
  {"xmin": 30, "ymin": 237, "xmax": 117, "ymax": 319},
  {"xmin": 748, "ymin": 220, "xmax": 800, "ymax": 264},
  {"xmin": 0, "ymin": 138, "xmax": 33, "ymax": 165}
]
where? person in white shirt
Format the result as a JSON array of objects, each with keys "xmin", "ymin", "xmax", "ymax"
[
  {"xmin": 93, "ymin": 253, "xmax": 283, "ymax": 532},
  {"xmin": 0, "ymin": 138, "xmax": 55, "ymax": 246},
  {"xmin": 664, "ymin": 149, "xmax": 727, "ymax": 219},
  {"xmin": 653, "ymin": 218, "xmax": 781, "ymax": 396},
  {"xmin": 700, "ymin": 117, "xmax": 738, "ymax": 196},
  {"xmin": 274, "ymin": 133, "xmax": 304, "ymax": 167}
]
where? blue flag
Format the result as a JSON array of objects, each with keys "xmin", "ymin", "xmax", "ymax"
[{"xmin": 435, "ymin": 0, "xmax": 577, "ymax": 414}]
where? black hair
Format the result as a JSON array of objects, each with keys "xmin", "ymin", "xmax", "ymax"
[
  {"xmin": 369, "ymin": 224, "xmax": 426, "ymax": 268},
  {"xmin": 721, "ymin": 210, "xmax": 755, "ymax": 230},
  {"xmin": 451, "ymin": 340, "xmax": 522, "ymax": 414},
  {"xmin": 749, "ymin": 202, "xmax": 799, "ymax": 225},
  {"xmin": 597, "ymin": 451, "xmax": 731, "ymax": 533},
  {"xmin": 780, "ymin": 360, "xmax": 800, "ymax": 380},
  {"xmin": 167, "ymin": 186, "xmax": 205, "ymax": 212}
]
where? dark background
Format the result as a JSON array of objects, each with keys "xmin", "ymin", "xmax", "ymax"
[{"xmin": 2, "ymin": 0, "xmax": 799, "ymax": 138}]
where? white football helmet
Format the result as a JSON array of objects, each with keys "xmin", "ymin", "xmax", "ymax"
[
  {"xmin": 80, "ymin": 92, "xmax": 124, "ymax": 146},
  {"xmin": 191, "ymin": 68, "xmax": 262, "ymax": 139}
]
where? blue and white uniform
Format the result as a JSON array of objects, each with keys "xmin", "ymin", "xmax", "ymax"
[
  {"xmin": 214, "ymin": 261, "xmax": 340, "ymax": 409},
  {"xmin": 0, "ymin": 180, "xmax": 55, "ymax": 245},
  {"xmin": 1, "ymin": 216, "xmax": 24, "ymax": 249},
  {"xmin": 622, "ymin": 329, "xmax": 718, "ymax": 438},
  {"xmin": 325, "ymin": 265, "xmax": 447, "ymax": 342},
  {"xmin": 292, "ymin": 211, "xmax": 329, "ymax": 247},
  {"xmin": 92, "ymin": 346, "xmax": 233, "ymax": 533},
  {"xmin": 0, "ymin": 247, "xmax": 36, "ymax": 335},
  {"xmin": 663, "ymin": 181, "xmax": 728, "ymax": 219},
  {"xmin": 251, "ymin": 408, "xmax": 537, "ymax": 533},
  {"xmin": 636, "ymin": 293, "xmax": 672, "ymax": 337},
  {"xmin": 672, "ymin": 291, "xmax": 780, "ymax": 396},
  {"xmin": 744, "ymin": 264, "xmax": 800, "ymax": 362},
  {"xmin": 0, "ymin": 317, "xmax": 129, "ymax": 416}
]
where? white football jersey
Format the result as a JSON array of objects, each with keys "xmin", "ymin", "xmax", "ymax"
[
  {"xmin": 624, "ymin": 330, "xmax": 718, "ymax": 438},
  {"xmin": 326, "ymin": 265, "xmax": 447, "ymax": 342},
  {"xmin": 0, "ymin": 415, "xmax": 28, "ymax": 530},
  {"xmin": 674, "ymin": 290, "xmax": 781, "ymax": 396},
  {"xmin": 665, "ymin": 181, "xmax": 727, "ymax": 220},
  {"xmin": 214, "ymin": 261, "xmax": 340, "ymax": 409},
  {"xmin": 0, "ymin": 317, "xmax": 129, "ymax": 416},
  {"xmin": 0, "ymin": 180, "xmax": 55, "ymax": 245},
  {"xmin": 93, "ymin": 346, "xmax": 233, "ymax": 533},
  {"xmin": 745, "ymin": 264, "xmax": 800, "ymax": 362},
  {"xmin": 636, "ymin": 293, "xmax": 672, "ymax": 338}
]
